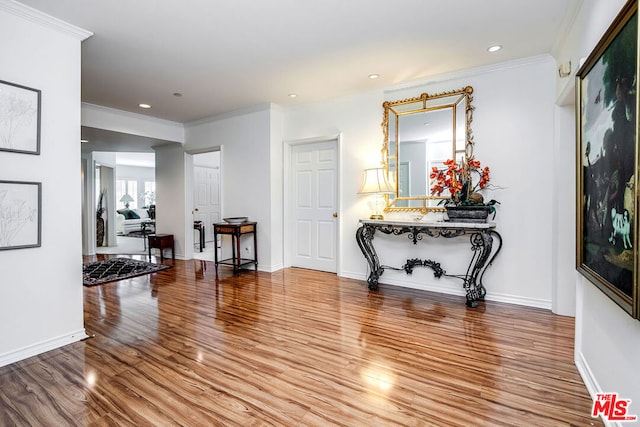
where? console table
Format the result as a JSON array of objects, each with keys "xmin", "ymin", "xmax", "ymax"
[
  {"xmin": 213, "ymin": 221, "xmax": 257, "ymax": 276},
  {"xmin": 355, "ymin": 219, "xmax": 502, "ymax": 307}
]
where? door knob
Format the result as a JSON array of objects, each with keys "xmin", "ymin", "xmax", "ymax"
[{"xmin": 333, "ymin": 212, "xmax": 338, "ymax": 218}]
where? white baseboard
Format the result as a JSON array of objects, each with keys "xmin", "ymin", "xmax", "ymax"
[
  {"xmin": 256, "ymin": 263, "xmax": 283, "ymax": 273},
  {"xmin": 0, "ymin": 329, "xmax": 89, "ymax": 368},
  {"xmin": 575, "ymin": 351, "xmax": 615, "ymax": 427},
  {"xmin": 575, "ymin": 350, "xmax": 599, "ymax": 399},
  {"xmin": 487, "ymin": 292, "xmax": 551, "ymax": 310},
  {"xmin": 213, "ymin": 263, "xmax": 280, "ymax": 273},
  {"xmin": 340, "ymin": 271, "xmax": 368, "ymax": 282},
  {"xmin": 339, "ymin": 270, "xmax": 551, "ymax": 310}
]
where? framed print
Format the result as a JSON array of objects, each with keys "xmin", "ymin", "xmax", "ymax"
[
  {"xmin": 0, "ymin": 79, "xmax": 41, "ymax": 155},
  {"xmin": 576, "ymin": 0, "xmax": 639, "ymax": 318},
  {"xmin": 0, "ymin": 180, "xmax": 41, "ymax": 250}
]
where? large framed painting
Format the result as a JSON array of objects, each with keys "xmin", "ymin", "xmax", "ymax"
[
  {"xmin": 576, "ymin": 0, "xmax": 639, "ymax": 319},
  {"xmin": 0, "ymin": 79, "xmax": 41, "ymax": 155},
  {"xmin": 0, "ymin": 180, "xmax": 41, "ymax": 250}
]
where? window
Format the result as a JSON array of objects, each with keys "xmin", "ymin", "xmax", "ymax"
[{"xmin": 143, "ymin": 181, "xmax": 156, "ymax": 207}]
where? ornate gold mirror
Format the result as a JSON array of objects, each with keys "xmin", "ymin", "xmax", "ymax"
[{"xmin": 382, "ymin": 86, "xmax": 475, "ymax": 213}]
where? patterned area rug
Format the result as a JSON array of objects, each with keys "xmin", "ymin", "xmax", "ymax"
[{"xmin": 83, "ymin": 257, "xmax": 171, "ymax": 286}]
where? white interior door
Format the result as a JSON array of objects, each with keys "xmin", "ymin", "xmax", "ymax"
[
  {"xmin": 290, "ymin": 140, "xmax": 338, "ymax": 273},
  {"xmin": 193, "ymin": 164, "xmax": 220, "ymax": 242}
]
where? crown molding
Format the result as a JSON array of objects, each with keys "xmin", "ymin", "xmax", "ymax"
[
  {"xmin": 185, "ymin": 103, "xmax": 272, "ymax": 127},
  {"xmin": 0, "ymin": 0, "xmax": 92, "ymax": 40},
  {"xmin": 551, "ymin": 0, "xmax": 584, "ymax": 56},
  {"xmin": 384, "ymin": 54, "xmax": 554, "ymax": 96},
  {"xmin": 82, "ymin": 102, "xmax": 184, "ymax": 128}
]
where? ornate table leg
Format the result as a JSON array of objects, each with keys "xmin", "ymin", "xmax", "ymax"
[
  {"xmin": 479, "ymin": 231, "xmax": 503, "ymax": 300},
  {"xmin": 463, "ymin": 230, "xmax": 494, "ymax": 307},
  {"xmin": 356, "ymin": 224, "xmax": 383, "ymax": 290}
]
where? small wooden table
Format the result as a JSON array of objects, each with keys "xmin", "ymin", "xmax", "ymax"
[
  {"xmin": 148, "ymin": 234, "xmax": 175, "ymax": 262},
  {"xmin": 194, "ymin": 221, "xmax": 205, "ymax": 252},
  {"xmin": 213, "ymin": 222, "xmax": 257, "ymax": 276}
]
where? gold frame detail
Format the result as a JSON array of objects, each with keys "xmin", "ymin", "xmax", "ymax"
[
  {"xmin": 575, "ymin": 0, "xmax": 639, "ymax": 319},
  {"xmin": 381, "ymin": 86, "xmax": 475, "ymax": 214}
]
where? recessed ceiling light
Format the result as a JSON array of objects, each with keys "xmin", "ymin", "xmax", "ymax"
[
  {"xmin": 368, "ymin": 73, "xmax": 380, "ymax": 79},
  {"xmin": 139, "ymin": 103, "xmax": 151, "ymax": 109},
  {"xmin": 487, "ymin": 45, "xmax": 502, "ymax": 53},
  {"xmin": 288, "ymin": 93, "xmax": 297, "ymax": 99}
]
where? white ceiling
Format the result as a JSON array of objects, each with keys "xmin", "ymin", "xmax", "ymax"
[
  {"xmin": 18, "ymin": 0, "xmax": 580, "ymax": 125},
  {"xmin": 115, "ymin": 152, "xmax": 155, "ymax": 168}
]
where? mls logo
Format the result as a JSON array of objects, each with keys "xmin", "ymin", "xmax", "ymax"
[{"xmin": 592, "ymin": 393, "xmax": 638, "ymax": 422}]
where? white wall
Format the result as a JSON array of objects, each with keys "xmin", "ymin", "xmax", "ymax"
[
  {"xmin": 0, "ymin": 2, "xmax": 90, "ymax": 366},
  {"xmin": 185, "ymin": 106, "xmax": 277, "ymax": 270},
  {"xmin": 552, "ymin": 104, "xmax": 577, "ymax": 316},
  {"xmin": 81, "ymin": 156, "xmax": 93, "ymax": 254},
  {"xmin": 154, "ymin": 143, "xmax": 187, "ymax": 258},
  {"xmin": 554, "ymin": 0, "xmax": 640, "ymax": 420},
  {"xmin": 284, "ymin": 90, "xmax": 385, "ymax": 277},
  {"xmin": 269, "ymin": 106, "xmax": 285, "ymax": 272},
  {"xmin": 93, "ymin": 153, "xmax": 117, "ymax": 247},
  {"xmin": 284, "ymin": 58, "xmax": 557, "ymax": 309},
  {"xmin": 81, "ymin": 151, "xmax": 117, "ymax": 254}
]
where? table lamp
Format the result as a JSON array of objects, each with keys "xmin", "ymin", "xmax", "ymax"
[
  {"xmin": 358, "ymin": 167, "xmax": 394, "ymax": 220},
  {"xmin": 120, "ymin": 193, "xmax": 134, "ymax": 208}
]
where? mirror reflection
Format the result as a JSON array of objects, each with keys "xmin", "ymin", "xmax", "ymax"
[{"xmin": 382, "ymin": 86, "xmax": 474, "ymax": 213}]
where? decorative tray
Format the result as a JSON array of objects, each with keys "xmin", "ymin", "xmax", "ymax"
[{"xmin": 223, "ymin": 217, "xmax": 248, "ymax": 224}]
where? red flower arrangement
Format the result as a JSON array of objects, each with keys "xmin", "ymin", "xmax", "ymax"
[{"xmin": 429, "ymin": 158, "xmax": 495, "ymax": 207}]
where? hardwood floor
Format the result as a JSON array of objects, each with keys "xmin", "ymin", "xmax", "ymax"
[{"xmin": 0, "ymin": 255, "xmax": 602, "ymax": 426}]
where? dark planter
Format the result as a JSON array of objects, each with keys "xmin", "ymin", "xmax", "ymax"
[
  {"xmin": 445, "ymin": 205, "xmax": 491, "ymax": 223},
  {"xmin": 96, "ymin": 217, "xmax": 105, "ymax": 246}
]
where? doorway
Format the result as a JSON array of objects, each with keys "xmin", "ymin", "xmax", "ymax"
[
  {"xmin": 285, "ymin": 136, "xmax": 340, "ymax": 273},
  {"xmin": 192, "ymin": 151, "xmax": 221, "ymax": 261},
  {"xmin": 95, "ymin": 163, "xmax": 116, "ymax": 248}
]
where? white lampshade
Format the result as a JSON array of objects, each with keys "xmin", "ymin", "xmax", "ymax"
[
  {"xmin": 357, "ymin": 168, "xmax": 394, "ymax": 195},
  {"xmin": 358, "ymin": 167, "xmax": 394, "ymax": 220},
  {"xmin": 120, "ymin": 193, "xmax": 134, "ymax": 208}
]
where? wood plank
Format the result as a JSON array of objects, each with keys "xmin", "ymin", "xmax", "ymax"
[{"xmin": 0, "ymin": 255, "xmax": 602, "ymax": 426}]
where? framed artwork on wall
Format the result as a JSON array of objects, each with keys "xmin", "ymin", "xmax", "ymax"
[
  {"xmin": 0, "ymin": 79, "xmax": 41, "ymax": 155},
  {"xmin": 576, "ymin": 0, "xmax": 639, "ymax": 319},
  {"xmin": 0, "ymin": 180, "xmax": 41, "ymax": 250}
]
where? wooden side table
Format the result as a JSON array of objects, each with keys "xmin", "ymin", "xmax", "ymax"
[
  {"xmin": 213, "ymin": 222, "xmax": 257, "ymax": 276},
  {"xmin": 148, "ymin": 234, "xmax": 175, "ymax": 262}
]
